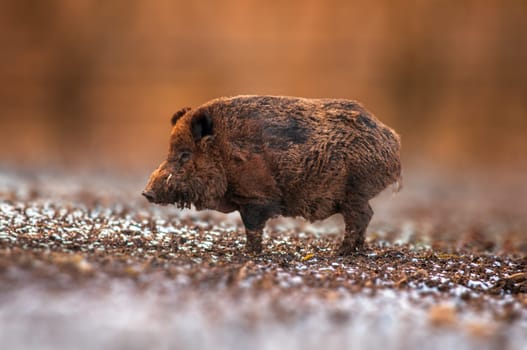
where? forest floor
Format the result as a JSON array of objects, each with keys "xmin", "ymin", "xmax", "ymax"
[{"xmin": 0, "ymin": 167, "xmax": 526, "ymax": 350}]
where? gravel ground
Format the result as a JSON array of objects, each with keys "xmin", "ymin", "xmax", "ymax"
[{"xmin": 0, "ymin": 168, "xmax": 526, "ymax": 350}]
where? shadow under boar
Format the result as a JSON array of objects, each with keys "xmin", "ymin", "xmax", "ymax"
[{"xmin": 143, "ymin": 95, "xmax": 401, "ymax": 255}]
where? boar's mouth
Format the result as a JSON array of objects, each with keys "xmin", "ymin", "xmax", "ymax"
[{"xmin": 146, "ymin": 190, "xmax": 194, "ymax": 209}]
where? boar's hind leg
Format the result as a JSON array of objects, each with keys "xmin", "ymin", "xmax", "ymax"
[
  {"xmin": 239, "ymin": 205, "xmax": 272, "ymax": 254},
  {"xmin": 338, "ymin": 202, "xmax": 373, "ymax": 255}
]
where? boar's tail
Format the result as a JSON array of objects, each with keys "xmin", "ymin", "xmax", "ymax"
[
  {"xmin": 390, "ymin": 130, "xmax": 403, "ymax": 194},
  {"xmin": 392, "ymin": 172, "xmax": 403, "ymax": 194}
]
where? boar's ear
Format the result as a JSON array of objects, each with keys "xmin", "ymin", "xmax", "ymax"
[
  {"xmin": 171, "ymin": 107, "xmax": 191, "ymax": 126},
  {"xmin": 191, "ymin": 112, "xmax": 213, "ymax": 142}
]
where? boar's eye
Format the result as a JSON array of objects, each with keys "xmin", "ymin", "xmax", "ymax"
[{"xmin": 178, "ymin": 151, "xmax": 192, "ymax": 164}]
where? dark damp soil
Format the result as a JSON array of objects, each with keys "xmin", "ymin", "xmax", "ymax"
[{"xmin": 0, "ymin": 169, "xmax": 526, "ymax": 350}]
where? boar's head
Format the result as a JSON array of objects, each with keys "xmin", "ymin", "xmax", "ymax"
[{"xmin": 142, "ymin": 108, "xmax": 228, "ymax": 210}]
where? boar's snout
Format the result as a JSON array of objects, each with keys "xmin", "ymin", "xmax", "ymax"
[
  {"xmin": 142, "ymin": 161, "xmax": 169, "ymax": 204},
  {"xmin": 142, "ymin": 190, "xmax": 157, "ymax": 202}
]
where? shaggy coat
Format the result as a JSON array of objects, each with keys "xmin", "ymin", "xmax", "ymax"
[{"xmin": 143, "ymin": 95, "xmax": 401, "ymax": 255}]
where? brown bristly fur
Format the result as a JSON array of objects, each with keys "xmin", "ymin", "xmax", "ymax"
[{"xmin": 143, "ymin": 95, "xmax": 402, "ymax": 255}]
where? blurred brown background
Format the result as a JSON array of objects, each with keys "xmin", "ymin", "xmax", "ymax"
[{"xmin": 1, "ymin": 0, "xmax": 526, "ymax": 173}]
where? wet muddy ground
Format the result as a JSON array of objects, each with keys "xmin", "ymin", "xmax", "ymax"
[{"xmin": 0, "ymin": 168, "xmax": 526, "ymax": 350}]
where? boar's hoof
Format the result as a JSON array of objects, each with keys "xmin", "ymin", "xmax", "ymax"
[
  {"xmin": 337, "ymin": 234, "xmax": 365, "ymax": 256},
  {"xmin": 245, "ymin": 230, "xmax": 263, "ymax": 254}
]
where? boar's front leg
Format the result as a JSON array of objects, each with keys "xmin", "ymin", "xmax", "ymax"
[
  {"xmin": 338, "ymin": 202, "xmax": 373, "ymax": 255},
  {"xmin": 239, "ymin": 204, "xmax": 273, "ymax": 254}
]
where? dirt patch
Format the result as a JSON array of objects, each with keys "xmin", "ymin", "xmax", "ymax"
[{"xmin": 0, "ymin": 169, "xmax": 526, "ymax": 350}]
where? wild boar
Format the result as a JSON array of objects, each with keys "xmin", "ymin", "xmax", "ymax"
[{"xmin": 142, "ymin": 95, "xmax": 401, "ymax": 255}]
